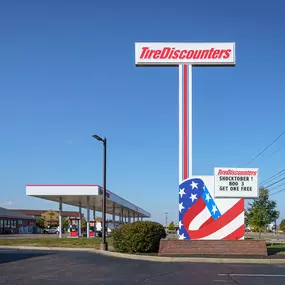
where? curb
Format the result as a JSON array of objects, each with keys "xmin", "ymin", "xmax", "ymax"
[
  {"xmin": 0, "ymin": 246, "xmax": 285, "ymax": 264},
  {"xmin": 92, "ymin": 249, "xmax": 285, "ymax": 264}
]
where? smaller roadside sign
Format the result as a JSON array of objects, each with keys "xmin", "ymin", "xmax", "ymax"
[{"xmin": 214, "ymin": 168, "xmax": 259, "ymax": 198}]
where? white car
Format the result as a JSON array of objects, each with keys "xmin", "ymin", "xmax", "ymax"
[{"xmin": 43, "ymin": 227, "xmax": 59, "ymax": 234}]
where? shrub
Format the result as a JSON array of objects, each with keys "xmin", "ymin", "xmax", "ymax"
[{"xmin": 112, "ymin": 221, "xmax": 166, "ymax": 253}]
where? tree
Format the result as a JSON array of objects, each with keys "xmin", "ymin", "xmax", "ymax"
[
  {"xmin": 168, "ymin": 221, "xmax": 175, "ymax": 231},
  {"xmin": 81, "ymin": 217, "xmax": 87, "ymax": 231},
  {"xmin": 244, "ymin": 209, "xmax": 250, "ymax": 228},
  {"xmin": 41, "ymin": 210, "xmax": 59, "ymax": 227},
  {"xmin": 280, "ymin": 219, "xmax": 285, "ymax": 232},
  {"xmin": 62, "ymin": 218, "xmax": 69, "ymax": 229},
  {"xmin": 246, "ymin": 187, "xmax": 279, "ymax": 239},
  {"xmin": 36, "ymin": 216, "xmax": 45, "ymax": 229}
]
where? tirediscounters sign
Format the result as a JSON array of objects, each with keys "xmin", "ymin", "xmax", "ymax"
[
  {"xmin": 214, "ymin": 168, "xmax": 259, "ymax": 198},
  {"xmin": 135, "ymin": 42, "xmax": 235, "ymax": 66}
]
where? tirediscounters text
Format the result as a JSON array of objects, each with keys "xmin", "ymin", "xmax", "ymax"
[
  {"xmin": 135, "ymin": 42, "xmax": 235, "ymax": 66},
  {"xmin": 214, "ymin": 168, "xmax": 259, "ymax": 198}
]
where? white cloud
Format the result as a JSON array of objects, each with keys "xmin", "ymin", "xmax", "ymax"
[{"xmin": 0, "ymin": 201, "xmax": 17, "ymax": 207}]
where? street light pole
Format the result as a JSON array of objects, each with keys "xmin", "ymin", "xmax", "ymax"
[
  {"xmin": 92, "ymin": 135, "xmax": 108, "ymax": 251},
  {"xmin": 102, "ymin": 137, "xmax": 107, "ymax": 249}
]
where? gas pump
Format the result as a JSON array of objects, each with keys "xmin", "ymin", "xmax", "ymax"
[{"xmin": 69, "ymin": 217, "xmax": 80, "ymax": 237}]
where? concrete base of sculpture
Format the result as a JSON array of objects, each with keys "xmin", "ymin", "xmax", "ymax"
[{"xmin": 158, "ymin": 239, "xmax": 268, "ymax": 257}]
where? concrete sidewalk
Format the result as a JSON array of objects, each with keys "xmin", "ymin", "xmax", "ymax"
[{"xmin": 0, "ymin": 245, "xmax": 285, "ymax": 264}]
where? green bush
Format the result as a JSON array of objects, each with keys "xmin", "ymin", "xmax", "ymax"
[{"xmin": 112, "ymin": 221, "xmax": 166, "ymax": 253}]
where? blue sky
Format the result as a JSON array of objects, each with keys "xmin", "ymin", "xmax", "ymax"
[{"xmin": 0, "ymin": 0, "xmax": 284, "ymax": 224}]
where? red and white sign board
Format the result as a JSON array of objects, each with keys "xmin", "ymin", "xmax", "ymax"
[
  {"xmin": 214, "ymin": 168, "xmax": 259, "ymax": 198},
  {"xmin": 135, "ymin": 42, "xmax": 235, "ymax": 66}
]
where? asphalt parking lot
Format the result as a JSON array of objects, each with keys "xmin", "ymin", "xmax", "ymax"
[{"xmin": 0, "ymin": 249, "xmax": 285, "ymax": 285}]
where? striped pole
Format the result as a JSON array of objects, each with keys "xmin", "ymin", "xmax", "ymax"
[{"xmin": 179, "ymin": 64, "xmax": 192, "ymax": 183}]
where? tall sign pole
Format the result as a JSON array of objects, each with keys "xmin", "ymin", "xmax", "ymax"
[
  {"xmin": 179, "ymin": 64, "xmax": 192, "ymax": 183},
  {"xmin": 135, "ymin": 42, "xmax": 236, "ymax": 240},
  {"xmin": 135, "ymin": 42, "xmax": 235, "ymax": 183}
]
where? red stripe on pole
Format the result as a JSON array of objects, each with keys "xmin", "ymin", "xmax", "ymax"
[{"xmin": 183, "ymin": 65, "xmax": 188, "ymax": 179}]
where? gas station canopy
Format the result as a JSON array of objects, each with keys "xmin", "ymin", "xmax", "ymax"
[{"xmin": 26, "ymin": 184, "xmax": 151, "ymax": 218}]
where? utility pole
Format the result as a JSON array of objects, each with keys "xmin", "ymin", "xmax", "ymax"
[{"xmin": 165, "ymin": 211, "xmax": 168, "ymax": 228}]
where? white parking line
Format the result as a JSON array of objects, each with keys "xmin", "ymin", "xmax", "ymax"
[{"xmin": 218, "ymin": 274, "xmax": 285, "ymax": 277}]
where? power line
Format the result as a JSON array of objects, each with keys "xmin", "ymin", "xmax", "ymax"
[
  {"xmin": 265, "ymin": 176, "xmax": 285, "ymax": 189},
  {"xmin": 258, "ymin": 143, "xmax": 285, "ymax": 165},
  {"xmin": 270, "ymin": 187, "xmax": 285, "ymax": 196},
  {"xmin": 260, "ymin": 168, "xmax": 285, "ymax": 185},
  {"xmin": 245, "ymin": 130, "xmax": 285, "ymax": 166},
  {"xmin": 269, "ymin": 181, "xmax": 285, "ymax": 191}
]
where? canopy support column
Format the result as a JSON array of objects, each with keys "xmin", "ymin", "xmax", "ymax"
[
  {"xmin": 87, "ymin": 196, "xmax": 90, "ymax": 238},
  {"xmin": 92, "ymin": 208, "xmax": 96, "ymax": 238},
  {"xmin": 78, "ymin": 203, "xmax": 82, "ymax": 237},
  {"xmin": 59, "ymin": 197, "xmax": 62, "ymax": 239}
]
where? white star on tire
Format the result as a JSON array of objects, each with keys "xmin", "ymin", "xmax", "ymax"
[
  {"xmin": 190, "ymin": 181, "xmax": 198, "ymax": 190},
  {"xmin": 179, "ymin": 188, "xmax": 186, "ymax": 198},
  {"xmin": 179, "ymin": 233, "xmax": 186, "ymax": 240},
  {"xmin": 179, "ymin": 202, "xmax": 185, "ymax": 213}
]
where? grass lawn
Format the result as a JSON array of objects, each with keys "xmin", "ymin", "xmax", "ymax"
[
  {"xmin": 0, "ymin": 238, "xmax": 285, "ymax": 256},
  {"xmin": 0, "ymin": 238, "xmax": 113, "ymax": 249},
  {"xmin": 267, "ymin": 243, "xmax": 285, "ymax": 255}
]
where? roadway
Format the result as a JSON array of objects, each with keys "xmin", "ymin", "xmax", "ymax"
[{"xmin": 0, "ymin": 249, "xmax": 285, "ymax": 284}]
